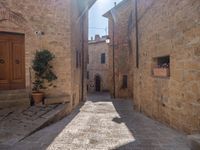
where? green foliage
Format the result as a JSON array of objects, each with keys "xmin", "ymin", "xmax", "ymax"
[{"xmin": 32, "ymin": 50, "xmax": 57, "ymax": 92}]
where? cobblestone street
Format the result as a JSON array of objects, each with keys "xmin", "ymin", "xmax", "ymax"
[{"xmin": 11, "ymin": 93, "xmax": 189, "ymax": 150}]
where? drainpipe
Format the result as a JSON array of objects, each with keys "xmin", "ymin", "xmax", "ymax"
[
  {"xmin": 112, "ymin": 18, "xmax": 116, "ymax": 99},
  {"xmin": 135, "ymin": 0, "xmax": 142, "ymax": 112},
  {"xmin": 135, "ymin": 0, "xmax": 139, "ymax": 68},
  {"xmin": 81, "ymin": 16, "xmax": 85, "ymax": 101}
]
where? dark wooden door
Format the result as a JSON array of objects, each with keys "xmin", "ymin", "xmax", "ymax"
[
  {"xmin": 0, "ymin": 40, "xmax": 10, "ymax": 90},
  {"xmin": 0, "ymin": 33, "xmax": 25, "ymax": 90},
  {"xmin": 95, "ymin": 75, "xmax": 101, "ymax": 92}
]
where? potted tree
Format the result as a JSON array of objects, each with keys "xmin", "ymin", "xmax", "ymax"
[{"xmin": 32, "ymin": 50, "xmax": 57, "ymax": 104}]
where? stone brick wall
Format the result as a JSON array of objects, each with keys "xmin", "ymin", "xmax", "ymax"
[
  {"xmin": 0, "ymin": 0, "xmax": 92, "ymax": 109},
  {"xmin": 104, "ymin": 0, "xmax": 133, "ymax": 98},
  {"xmin": 131, "ymin": 0, "xmax": 200, "ymax": 133},
  {"xmin": 0, "ymin": 0, "xmax": 72, "ymax": 96},
  {"xmin": 87, "ymin": 39, "xmax": 110, "ymax": 92},
  {"xmin": 70, "ymin": 0, "xmax": 92, "ymax": 106},
  {"xmin": 70, "ymin": 1, "xmax": 85, "ymax": 108}
]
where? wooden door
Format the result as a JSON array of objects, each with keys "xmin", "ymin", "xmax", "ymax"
[
  {"xmin": 95, "ymin": 75, "xmax": 101, "ymax": 92},
  {"xmin": 0, "ymin": 33, "xmax": 25, "ymax": 90},
  {"xmin": 0, "ymin": 40, "xmax": 10, "ymax": 90}
]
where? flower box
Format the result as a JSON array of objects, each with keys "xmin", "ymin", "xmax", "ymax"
[{"xmin": 153, "ymin": 68, "xmax": 170, "ymax": 77}]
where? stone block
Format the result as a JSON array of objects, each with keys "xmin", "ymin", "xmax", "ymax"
[{"xmin": 45, "ymin": 95, "xmax": 70, "ymax": 105}]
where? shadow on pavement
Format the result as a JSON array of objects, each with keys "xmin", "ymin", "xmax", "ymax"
[
  {"xmin": 9, "ymin": 92, "xmax": 189, "ymax": 150},
  {"xmin": 9, "ymin": 102, "xmax": 85, "ymax": 150},
  {"xmin": 88, "ymin": 92, "xmax": 189, "ymax": 150}
]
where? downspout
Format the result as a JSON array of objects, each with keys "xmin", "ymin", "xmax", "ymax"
[
  {"xmin": 112, "ymin": 2, "xmax": 117, "ymax": 99},
  {"xmin": 135, "ymin": 0, "xmax": 141, "ymax": 112},
  {"xmin": 81, "ymin": 16, "xmax": 85, "ymax": 101},
  {"xmin": 112, "ymin": 18, "xmax": 116, "ymax": 99},
  {"xmin": 135, "ymin": 0, "xmax": 139, "ymax": 68}
]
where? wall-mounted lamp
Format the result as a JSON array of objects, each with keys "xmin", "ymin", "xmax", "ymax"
[
  {"xmin": 35, "ymin": 31, "xmax": 45, "ymax": 36},
  {"xmin": 106, "ymin": 37, "xmax": 111, "ymax": 44}
]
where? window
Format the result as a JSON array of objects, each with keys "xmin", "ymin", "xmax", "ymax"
[
  {"xmin": 157, "ymin": 56, "xmax": 170, "ymax": 67},
  {"xmin": 101, "ymin": 53, "xmax": 106, "ymax": 64},
  {"xmin": 122, "ymin": 75, "xmax": 128, "ymax": 89},
  {"xmin": 153, "ymin": 56, "xmax": 170, "ymax": 77}
]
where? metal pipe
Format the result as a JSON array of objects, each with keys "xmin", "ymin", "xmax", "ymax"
[
  {"xmin": 81, "ymin": 16, "xmax": 85, "ymax": 102},
  {"xmin": 135, "ymin": 0, "xmax": 139, "ymax": 68},
  {"xmin": 112, "ymin": 18, "xmax": 116, "ymax": 99}
]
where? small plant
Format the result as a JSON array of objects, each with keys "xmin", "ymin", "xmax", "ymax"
[{"xmin": 32, "ymin": 49, "xmax": 57, "ymax": 92}]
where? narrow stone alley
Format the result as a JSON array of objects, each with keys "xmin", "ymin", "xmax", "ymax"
[
  {"xmin": 7, "ymin": 93, "xmax": 189, "ymax": 150},
  {"xmin": 0, "ymin": 0, "xmax": 199, "ymax": 149}
]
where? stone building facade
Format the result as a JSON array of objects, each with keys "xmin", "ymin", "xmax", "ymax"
[
  {"xmin": 130, "ymin": 0, "xmax": 200, "ymax": 134},
  {"xmin": 103, "ymin": 0, "xmax": 133, "ymax": 99},
  {"xmin": 87, "ymin": 35, "xmax": 110, "ymax": 92},
  {"xmin": 0, "ymin": 0, "xmax": 96, "ymax": 109},
  {"xmin": 105, "ymin": 0, "xmax": 200, "ymax": 134}
]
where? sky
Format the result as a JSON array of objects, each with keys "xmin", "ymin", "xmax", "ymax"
[{"xmin": 89, "ymin": 0, "xmax": 123, "ymax": 39}]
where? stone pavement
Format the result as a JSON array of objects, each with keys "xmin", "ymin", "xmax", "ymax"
[
  {"xmin": 0, "ymin": 103, "xmax": 70, "ymax": 149},
  {"xmin": 8, "ymin": 93, "xmax": 189, "ymax": 150}
]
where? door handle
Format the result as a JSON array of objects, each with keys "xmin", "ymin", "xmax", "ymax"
[
  {"xmin": 15, "ymin": 59, "xmax": 20, "ymax": 64},
  {"xmin": 0, "ymin": 58, "xmax": 5, "ymax": 64}
]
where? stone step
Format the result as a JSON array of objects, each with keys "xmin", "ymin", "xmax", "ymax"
[
  {"xmin": 0, "ymin": 90, "xmax": 29, "ymax": 101},
  {"xmin": 0, "ymin": 98, "xmax": 30, "ymax": 109},
  {"xmin": 0, "ymin": 93, "xmax": 29, "ymax": 101},
  {"xmin": 0, "ymin": 89, "xmax": 29, "ymax": 94}
]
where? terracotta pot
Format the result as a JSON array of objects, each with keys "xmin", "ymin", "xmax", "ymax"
[
  {"xmin": 32, "ymin": 92, "xmax": 44, "ymax": 104},
  {"xmin": 153, "ymin": 68, "xmax": 170, "ymax": 77}
]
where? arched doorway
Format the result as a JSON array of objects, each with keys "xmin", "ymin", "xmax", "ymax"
[{"xmin": 95, "ymin": 75, "xmax": 101, "ymax": 92}]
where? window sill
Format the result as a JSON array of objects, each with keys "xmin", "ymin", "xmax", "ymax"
[{"xmin": 151, "ymin": 75, "xmax": 170, "ymax": 79}]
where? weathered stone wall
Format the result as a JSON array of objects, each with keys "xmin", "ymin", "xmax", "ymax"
[
  {"xmin": 0, "ymin": 0, "xmax": 90, "ymax": 108},
  {"xmin": 70, "ymin": 1, "xmax": 83, "ymax": 108},
  {"xmin": 87, "ymin": 40, "xmax": 110, "ymax": 92},
  {"xmin": 131, "ymin": 0, "xmax": 200, "ymax": 133},
  {"xmin": 106, "ymin": 0, "xmax": 133, "ymax": 98},
  {"xmin": 0, "ymin": 0, "xmax": 72, "ymax": 97},
  {"xmin": 70, "ymin": 0, "xmax": 90, "ymax": 107}
]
